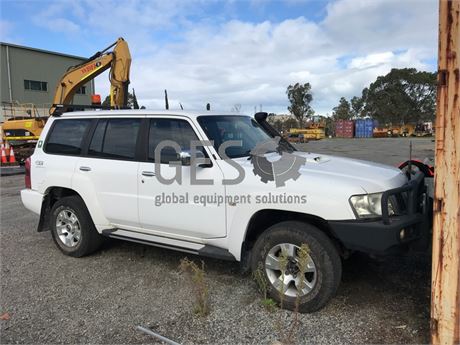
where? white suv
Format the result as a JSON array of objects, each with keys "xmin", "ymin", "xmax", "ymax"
[{"xmin": 21, "ymin": 110, "xmax": 429, "ymax": 312}]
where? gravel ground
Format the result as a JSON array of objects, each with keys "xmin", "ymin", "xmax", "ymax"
[{"xmin": 0, "ymin": 138, "xmax": 433, "ymax": 344}]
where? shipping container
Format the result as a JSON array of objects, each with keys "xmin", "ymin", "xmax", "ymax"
[
  {"xmin": 354, "ymin": 118, "xmax": 374, "ymax": 138},
  {"xmin": 335, "ymin": 120, "xmax": 354, "ymax": 138}
]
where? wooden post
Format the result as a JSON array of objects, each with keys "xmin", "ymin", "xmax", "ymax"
[{"xmin": 431, "ymin": 1, "xmax": 460, "ymax": 344}]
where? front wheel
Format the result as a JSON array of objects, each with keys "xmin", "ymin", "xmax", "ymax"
[{"xmin": 251, "ymin": 221, "xmax": 342, "ymax": 313}]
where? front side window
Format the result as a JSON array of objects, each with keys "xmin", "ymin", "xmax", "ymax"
[
  {"xmin": 89, "ymin": 118, "xmax": 141, "ymax": 160},
  {"xmin": 197, "ymin": 115, "xmax": 272, "ymax": 158},
  {"xmin": 148, "ymin": 119, "xmax": 204, "ymax": 164},
  {"xmin": 45, "ymin": 119, "xmax": 91, "ymax": 155}
]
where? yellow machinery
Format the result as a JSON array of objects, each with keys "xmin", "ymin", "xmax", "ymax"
[
  {"xmin": 373, "ymin": 127, "xmax": 388, "ymax": 138},
  {"xmin": 1, "ymin": 102, "xmax": 47, "ymax": 141},
  {"xmin": 289, "ymin": 128, "xmax": 325, "ymax": 140},
  {"xmin": 49, "ymin": 37, "xmax": 131, "ymax": 115},
  {"xmin": 289, "ymin": 116, "xmax": 326, "ymax": 140},
  {"xmin": 1, "ymin": 38, "xmax": 131, "ymax": 162},
  {"xmin": 373, "ymin": 123, "xmax": 417, "ymax": 137}
]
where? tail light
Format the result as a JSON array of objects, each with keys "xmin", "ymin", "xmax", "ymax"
[{"xmin": 25, "ymin": 157, "xmax": 31, "ymax": 189}]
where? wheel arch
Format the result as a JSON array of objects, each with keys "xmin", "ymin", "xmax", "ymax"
[
  {"xmin": 240, "ymin": 209, "xmax": 345, "ymax": 270},
  {"xmin": 37, "ymin": 186, "xmax": 82, "ymax": 232}
]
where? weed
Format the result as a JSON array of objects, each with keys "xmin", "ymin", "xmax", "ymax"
[
  {"xmin": 253, "ymin": 262, "xmax": 269, "ymax": 299},
  {"xmin": 276, "ymin": 243, "xmax": 311, "ymax": 345},
  {"xmin": 285, "ymin": 243, "xmax": 310, "ymax": 344},
  {"xmin": 179, "ymin": 258, "xmax": 209, "ymax": 316},
  {"xmin": 261, "ymin": 298, "xmax": 277, "ymax": 312},
  {"xmin": 278, "ymin": 247, "xmax": 289, "ymax": 310}
]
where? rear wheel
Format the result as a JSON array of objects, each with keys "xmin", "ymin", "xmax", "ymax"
[
  {"xmin": 50, "ymin": 196, "xmax": 103, "ymax": 257},
  {"xmin": 251, "ymin": 221, "xmax": 342, "ymax": 313}
]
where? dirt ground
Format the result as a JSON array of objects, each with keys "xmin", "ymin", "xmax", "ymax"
[{"xmin": 0, "ymin": 137, "xmax": 434, "ymax": 344}]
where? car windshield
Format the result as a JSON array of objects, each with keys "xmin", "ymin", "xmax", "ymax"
[{"xmin": 197, "ymin": 115, "xmax": 274, "ymax": 158}]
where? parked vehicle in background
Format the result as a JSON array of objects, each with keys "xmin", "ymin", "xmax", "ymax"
[{"xmin": 21, "ymin": 110, "xmax": 431, "ymax": 312}]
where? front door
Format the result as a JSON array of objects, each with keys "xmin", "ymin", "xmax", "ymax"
[{"xmin": 138, "ymin": 117, "xmax": 226, "ymax": 239}]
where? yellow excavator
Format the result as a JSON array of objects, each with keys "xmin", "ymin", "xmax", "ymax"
[{"xmin": 1, "ymin": 37, "xmax": 131, "ymax": 162}]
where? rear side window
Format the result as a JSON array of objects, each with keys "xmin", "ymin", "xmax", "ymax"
[
  {"xmin": 45, "ymin": 119, "xmax": 91, "ymax": 155},
  {"xmin": 89, "ymin": 118, "xmax": 141, "ymax": 160}
]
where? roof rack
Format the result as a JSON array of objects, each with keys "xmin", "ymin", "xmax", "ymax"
[{"xmin": 51, "ymin": 104, "xmax": 120, "ymax": 116}]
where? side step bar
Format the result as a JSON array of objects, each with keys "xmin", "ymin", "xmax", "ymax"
[{"xmin": 102, "ymin": 229, "xmax": 236, "ymax": 261}]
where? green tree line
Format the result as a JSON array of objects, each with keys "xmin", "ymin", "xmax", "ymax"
[
  {"xmin": 332, "ymin": 68, "xmax": 437, "ymax": 124},
  {"xmin": 284, "ymin": 68, "xmax": 437, "ymax": 128}
]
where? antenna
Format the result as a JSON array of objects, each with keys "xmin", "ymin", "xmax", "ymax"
[
  {"xmin": 179, "ymin": 103, "xmax": 184, "ymax": 110},
  {"xmin": 164, "ymin": 89, "xmax": 169, "ymax": 110}
]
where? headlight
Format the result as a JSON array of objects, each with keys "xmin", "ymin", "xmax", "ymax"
[{"xmin": 349, "ymin": 193, "xmax": 396, "ymax": 219}]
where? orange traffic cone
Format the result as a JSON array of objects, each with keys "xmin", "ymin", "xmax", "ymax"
[
  {"xmin": 9, "ymin": 146, "xmax": 16, "ymax": 164},
  {"xmin": 4, "ymin": 141, "xmax": 10, "ymax": 157},
  {"xmin": 1, "ymin": 144, "xmax": 7, "ymax": 164}
]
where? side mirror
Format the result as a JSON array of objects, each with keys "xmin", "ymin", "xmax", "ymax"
[
  {"xmin": 194, "ymin": 151, "xmax": 213, "ymax": 168},
  {"xmin": 177, "ymin": 150, "xmax": 212, "ymax": 167},
  {"xmin": 178, "ymin": 151, "xmax": 191, "ymax": 166}
]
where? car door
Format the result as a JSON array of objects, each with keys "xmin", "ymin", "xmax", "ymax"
[
  {"xmin": 138, "ymin": 117, "xmax": 227, "ymax": 239},
  {"xmin": 73, "ymin": 117, "xmax": 142, "ymax": 229}
]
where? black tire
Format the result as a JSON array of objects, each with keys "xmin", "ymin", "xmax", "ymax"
[
  {"xmin": 50, "ymin": 195, "xmax": 103, "ymax": 257},
  {"xmin": 251, "ymin": 221, "xmax": 342, "ymax": 313}
]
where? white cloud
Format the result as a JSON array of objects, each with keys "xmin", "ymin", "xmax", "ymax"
[
  {"xmin": 81, "ymin": 0, "xmax": 438, "ymax": 114},
  {"xmin": 0, "ymin": 20, "xmax": 16, "ymax": 42},
  {"xmin": 33, "ymin": 2, "xmax": 80, "ymax": 33}
]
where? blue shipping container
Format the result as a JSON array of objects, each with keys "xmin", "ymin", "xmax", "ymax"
[{"xmin": 355, "ymin": 119, "xmax": 374, "ymax": 138}]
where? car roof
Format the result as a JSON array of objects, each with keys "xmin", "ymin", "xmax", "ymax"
[{"xmin": 59, "ymin": 109, "xmax": 251, "ymax": 119}]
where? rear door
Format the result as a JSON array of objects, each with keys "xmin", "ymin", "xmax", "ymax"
[
  {"xmin": 73, "ymin": 117, "xmax": 142, "ymax": 229},
  {"xmin": 36, "ymin": 118, "xmax": 92, "ymax": 194},
  {"xmin": 138, "ymin": 117, "xmax": 227, "ymax": 239}
]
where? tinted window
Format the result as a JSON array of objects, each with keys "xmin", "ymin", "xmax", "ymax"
[
  {"xmin": 197, "ymin": 115, "xmax": 272, "ymax": 158},
  {"xmin": 89, "ymin": 118, "xmax": 141, "ymax": 160},
  {"xmin": 45, "ymin": 119, "xmax": 91, "ymax": 155},
  {"xmin": 148, "ymin": 119, "xmax": 203, "ymax": 163}
]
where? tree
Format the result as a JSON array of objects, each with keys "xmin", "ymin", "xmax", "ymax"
[
  {"xmin": 270, "ymin": 119, "xmax": 284, "ymax": 132},
  {"xmin": 286, "ymin": 83, "xmax": 314, "ymax": 128},
  {"xmin": 350, "ymin": 95, "xmax": 365, "ymax": 118},
  {"xmin": 364, "ymin": 68, "xmax": 436, "ymax": 124},
  {"xmin": 284, "ymin": 117, "xmax": 299, "ymax": 130},
  {"xmin": 332, "ymin": 97, "xmax": 352, "ymax": 120}
]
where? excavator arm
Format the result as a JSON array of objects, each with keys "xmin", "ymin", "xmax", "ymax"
[{"xmin": 50, "ymin": 37, "xmax": 131, "ymax": 115}]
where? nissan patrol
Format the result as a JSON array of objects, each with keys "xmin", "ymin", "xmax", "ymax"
[{"xmin": 21, "ymin": 110, "xmax": 430, "ymax": 312}]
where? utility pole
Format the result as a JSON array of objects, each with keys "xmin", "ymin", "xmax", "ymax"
[{"xmin": 431, "ymin": 1, "xmax": 460, "ymax": 345}]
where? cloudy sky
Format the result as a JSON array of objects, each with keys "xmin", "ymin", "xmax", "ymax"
[{"xmin": 1, "ymin": 0, "xmax": 438, "ymax": 115}]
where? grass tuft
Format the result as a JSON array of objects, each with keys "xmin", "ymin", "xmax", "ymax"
[{"xmin": 179, "ymin": 257, "xmax": 209, "ymax": 316}]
